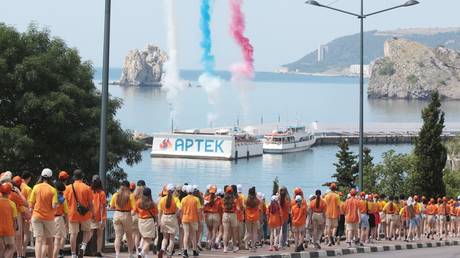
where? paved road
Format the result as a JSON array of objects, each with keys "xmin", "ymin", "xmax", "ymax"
[{"xmin": 344, "ymin": 245, "xmax": 460, "ymax": 258}]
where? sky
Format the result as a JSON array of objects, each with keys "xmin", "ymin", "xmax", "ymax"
[{"xmin": 2, "ymin": 0, "xmax": 460, "ymax": 71}]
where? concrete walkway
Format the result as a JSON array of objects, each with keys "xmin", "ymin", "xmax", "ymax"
[{"xmin": 67, "ymin": 238, "xmax": 460, "ymax": 258}]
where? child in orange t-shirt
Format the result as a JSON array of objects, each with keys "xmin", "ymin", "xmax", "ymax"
[
  {"xmin": 267, "ymin": 195, "xmax": 282, "ymax": 251},
  {"xmin": 0, "ymin": 182, "xmax": 18, "ymax": 258},
  {"xmin": 291, "ymin": 195, "xmax": 307, "ymax": 252}
]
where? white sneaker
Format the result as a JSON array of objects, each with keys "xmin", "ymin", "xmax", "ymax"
[{"xmin": 233, "ymin": 246, "xmax": 239, "ymax": 253}]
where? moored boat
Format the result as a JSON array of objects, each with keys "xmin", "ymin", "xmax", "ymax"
[{"xmin": 263, "ymin": 125, "xmax": 315, "ymax": 154}]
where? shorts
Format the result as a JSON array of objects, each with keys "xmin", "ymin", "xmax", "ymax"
[
  {"xmin": 439, "ymin": 215, "xmax": 447, "ymax": 223},
  {"xmin": 69, "ymin": 220, "xmax": 91, "ymax": 234},
  {"xmin": 183, "ymin": 222, "xmax": 198, "ymax": 232},
  {"xmin": 326, "ymin": 218, "xmax": 339, "ymax": 227},
  {"xmin": 54, "ymin": 216, "xmax": 67, "ymax": 238},
  {"xmin": 138, "ymin": 218, "xmax": 157, "ymax": 239},
  {"xmin": 360, "ymin": 214, "xmax": 369, "ymax": 229},
  {"xmin": 161, "ymin": 214, "xmax": 178, "ymax": 234},
  {"xmin": 32, "ymin": 217, "xmax": 55, "ymax": 238},
  {"xmin": 369, "ymin": 213, "xmax": 376, "ymax": 228},
  {"xmin": 346, "ymin": 223, "xmax": 358, "ymax": 231},
  {"xmin": 91, "ymin": 219, "xmax": 106, "ymax": 230},
  {"xmin": 409, "ymin": 218, "xmax": 419, "ymax": 228},
  {"xmin": 0, "ymin": 236, "xmax": 15, "ymax": 246},
  {"xmin": 222, "ymin": 213, "xmax": 238, "ymax": 228},
  {"xmin": 205, "ymin": 213, "xmax": 220, "ymax": 228},
  {"xmin": 113, "ymin": 211, "xmax": 133, "ymax": 238},
  {"xmin": 312, "ymin": 213, "xmax": 325, "ymax": 226},
  {"xmin": 380, "ymin": 212, "xmax": 387, "ymax": 223},
  {"xmin": 426, "ymin": 215, "xmax": 436, "ymax": 224}
]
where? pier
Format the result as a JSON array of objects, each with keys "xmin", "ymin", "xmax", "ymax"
[{"xmin": 134, "ymin": 122, "xmax": 460, "ymax": 147}]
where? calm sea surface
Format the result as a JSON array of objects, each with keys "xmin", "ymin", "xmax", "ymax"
[{"xmin": 94, "ymin": 68, "xmax": 460, "ymax": 196}]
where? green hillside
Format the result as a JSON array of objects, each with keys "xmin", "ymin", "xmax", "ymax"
[{"xmin": 284, "ymin": 29, "xmax": 460, "ymax": 73}]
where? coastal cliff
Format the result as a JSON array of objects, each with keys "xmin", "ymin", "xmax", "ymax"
[
  {"xmin": 119, "ymin": 45, "xmax": 167, "ymax": 86},
  {"xmin": 368, "ymin": 39, "xmax": 460, "ymax": 99}
]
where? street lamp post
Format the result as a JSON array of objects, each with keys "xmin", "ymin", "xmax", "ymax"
[
  {"xmin": 305, "ymin": 0, "xmax": 419, "ymax": 191},
  {"xmin": 99, "ymin": 0, "xmax": 112, "ymax": 189}
]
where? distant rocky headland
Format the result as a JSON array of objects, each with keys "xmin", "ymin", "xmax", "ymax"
[
  {"xmin": 368, "ymin": 39, "xmax": 460, "ymax": 100},
  {"xmin": 116, "ymin": 45, "xmax": 167, "ymax": 87},
  {"xmin": 281, "ymin": 27, "xmax": 460, "ymax": 77}
]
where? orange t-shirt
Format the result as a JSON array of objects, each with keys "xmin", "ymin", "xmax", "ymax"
[
  {"xmin": 181, "ymin": 195, "xmax": 201, "ymax": 223},
  {"xmin": 456, "ymin": 207, "xmax": 460, "ymax": 216},
  {"xmin": 135, "ymin": 199, "xmax": 158, "ymax": 219},
  {"xmin": 203, "ymin": 195, "xmax": 221, "ymax": 214},
  {"xmin": 245, "ymin": 199, "xmax": 261, "ymax": 222},
  {"xmin": 310, "ymin": 198, "xmax": 327, "ymax": 213},
  {"xmin": 358, "ymin": 200, "xmax": 370, "ymax": 214},
  {"xmin": 279, "ymin": 198, "xmax": 291, "ymax": 223},
  {"xmin": 20, "ymin": 183, "xmax": 32, "ymax": 201},
  {"xmin": 324, "ymin": 192, "xmax": 340, "ymax": 219},
  {"xmin": 92, "ymin": 190, "xmax": 107, "ymax": 222},
  {"xmin": 424, "ymin": 204, "xmax": 437, "ymax": 215},
  {"xmin": 64, "ymin": 180, "xmax": 93, "ymax": 222},
  {"xmin": 437, "ymin": 204, "xmax": 450, "ymax": 215},
  {"xmin": 9, "ymin": 191, "xmax": 27, "ymax": 213},
  {"xmin": 29, "ymin": 182, "xmax": 58, "ymax": 221},
  {"xmin": 0, "ymin": 197, "xmax": 17, "ymax": 237},
  {"xmin": 291, "ymin": 200, "xmax": 307, "ymax": 227},
  {"xmin": 267, "ymin": 202, "xmax": 282, "ymax": 228},
  {"xmin": 158, "ymin": 196, "xmax": 181, "ymax": 214},
  {"xmin": 236, "ymin": 196, "xmax": 245, "ymax": 222},
  {"xmin": 344, "ymin": 197, "xmax": 360, "ymax": 224}
]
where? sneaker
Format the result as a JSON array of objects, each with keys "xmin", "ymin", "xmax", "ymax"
[
  {"xmin": 95, "ymin": 252, "xmax": 103, "ymax": 258},
  {"xmin": 347, "ymin": 242, "xmax": 352, "ymax": 248},
  {"xmin": 269, "ymin": 246, "xmax": 274, "ymax": 251},
  {"xmin": 233, "ymin": 246, "xmax": 239, "ymax": 253},
  {"xmin": 158, "ymin": 249, "xmax": 164, "ymax": 258},
  {"xmin": 182, "ymin": 250, "xmax": 189, "ymax": 258},
  {"xmin": 330, "ymin": 236, "xmax": 336, "ymax": 246},
  {"xmin": 77, "ymin": 247, "xmax": 84, "ymax": 258},
  {"xmin": 314, "ymin": 243, "xmax": 321, "ymax": 249},
  {"xmin": 251, "ymin": 247, "xmax": 256, "ymax": 252},
  {"xmin": 192, "ymin": 250, "xmax": 199, "ymax": 256}
]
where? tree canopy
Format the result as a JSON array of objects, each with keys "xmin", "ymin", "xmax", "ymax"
[
  {"xmin": 0, "ymin": 23, "xmax": 143, "ymax": 192},
  {"xmin": 332, "ymin": 139, "xmax": 358, "ymax": 191},
  {"xmin": 411, "ymin": 91, "xmax": 447, "ymax": 197}
]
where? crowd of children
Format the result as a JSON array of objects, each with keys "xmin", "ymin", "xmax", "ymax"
[{"xmin": 0, "ymin": 169, "xmax": 460, "ymax": 258}]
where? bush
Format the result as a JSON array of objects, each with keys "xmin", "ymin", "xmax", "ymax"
[
  {"xmin": 378, "ymin": 60, "xmax": 396, "ymax": 76},
  {"xmin": 406, "ymin": 74, "xmax": 419, "ymax": 84}
]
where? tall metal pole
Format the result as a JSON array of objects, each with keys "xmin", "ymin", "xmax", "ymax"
[
  {"xmin": 358, "ymin": 0, "xmax": 364, "ymax": 191},
  {"xmin": 99, "ymin": 0, "xmax": 111, "ymax": 189}
]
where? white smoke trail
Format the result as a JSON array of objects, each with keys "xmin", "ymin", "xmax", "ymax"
[
  {"xmin": 162, "ymin": 0, "xmax": 186, "ymax": 121},
  {"xmin": 198, "ymin": 73, "xmax": 222, "ymax": 126}
]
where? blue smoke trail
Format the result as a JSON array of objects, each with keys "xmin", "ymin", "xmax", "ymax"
[{"xmin": 200, "ymin": 0, "xmax": 215, "ymax": 75}]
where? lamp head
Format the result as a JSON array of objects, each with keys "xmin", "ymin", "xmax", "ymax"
[
  {"xmin": 403, "ymin": 0, "xmax": 419, "ymax": 7},
  {"xmin": 305, "ymin": 0, "xmax": 322, "ymax": 6}
]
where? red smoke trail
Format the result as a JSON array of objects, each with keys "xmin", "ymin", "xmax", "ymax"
[{"xmin": 229, "ymin": 0, "xmax": 254, "ymax": 79}]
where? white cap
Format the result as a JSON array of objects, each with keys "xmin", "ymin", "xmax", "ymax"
[
  {"xmin": 41, "ymin": 168, "xmax": 52, "ymax": 178},
  {"xmin": 271, "ymin": 195, "xmax": 277, "ymax": 201},
  {"xmin": 309, "ymin": 194, "xmax": 315, "ymax": 200},
  {"xmin": 295, "ymin": 195, "xmax": 302, "ymax": 202},
  {"xmin": 0, "ymin": 171, "xmax": 12, "ymax": 182},
  {"xmin": 257, "ymin": 192, "xmax": 263, "ymax": 200},
  {"xmin": 347, "ymin": 193, "xmax": 351, "ymax": 199},
  {"xmin": 206, "ymin": 184, "xmax": 211, "ymax": 190},
  {"xmin": 192, "ymin": 185, "xmax": 198, "ymax": 191},
  {"xmin": 217, "ymin": 188, "xmax": 223, "ymax": 195},
  {"xmin": 237, "ymin": 184, "xmax": 243, "ymax": 193},
  {"xmin": 166, "ymin": 184, "xmax": 175, "ymax": 191},
  {"xmin": 407, "ymin": 197, "xmax": 414, "ymax": 206},
  {"xmin": 186, "ymin": 185, "xmax": 193, "ymax": 193},
  {"xmin": 182, "ymin": 185, "xmax": 188, "ymax": 192},
  {"xmin": 457, "ymin": 196, "xmax": 460, "ymax": 200}
]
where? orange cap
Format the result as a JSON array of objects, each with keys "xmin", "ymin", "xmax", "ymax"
[
  {"xmin": 129, "ymin": 182, "xmax": 136, "ymax": 191},
  {"xmin": 294, "ymin": 187, "xmax": 303, "ymax": 195},
  {"xmin": 0, "ymin": 182, "xmax": 12, "ymax": 194},
  {"xmin": 58, "ymin": 171, "xmax": 69, "ymax": 181},
  {"xmin": 12, "ymin": 176, "xmax": 22, "ymax": 187},
  {"xmin": 225, "ymin": 186, "xmax": 233, "ymax": 193}
]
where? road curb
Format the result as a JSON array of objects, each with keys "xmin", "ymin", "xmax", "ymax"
[{"xmin": 239, "ymin": 240, "xmax": 459, "ymax": 258}]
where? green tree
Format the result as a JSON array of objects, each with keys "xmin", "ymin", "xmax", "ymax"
[
  {"xmin": 333, "ymin": 139, "xmax": 358, "ymax": 191},
  {"xmin": 446, "ymin": 135, "xmax": 460, "ymax": 171},
  {"xmin": 374, "ymin": 150, "xmax": 412, "ymax": 197},
  {"xmin": 443, "ymin": 169, "xmax": 460, "ymax": 197},
  {"xmin": 362, "ymin": 147, "xmax": 378, "ymax": 193},
  {"xmin": 412, "ymin": 91, "xmax": 447, "ymax": 197},
  {"xmin": 0, "ymin": 24, "xmax": 143, "ymax": 192}
]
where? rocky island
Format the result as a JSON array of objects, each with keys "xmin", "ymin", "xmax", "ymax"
[
  {"xmin": 368, "ymin": 39, "xmax": 460, "ymax": 100},
  {"xmin": 118, "ymin": 45, "xmax": 167, "ymax": 87}
]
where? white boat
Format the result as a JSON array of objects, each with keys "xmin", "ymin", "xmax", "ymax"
[
  {"xmin": 151, "ymin": 127, "xmax": 263, "ymax": 160},
  {"xmin": 263, "ymin": 125, "xmax": 316, "ymax": 154}
]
